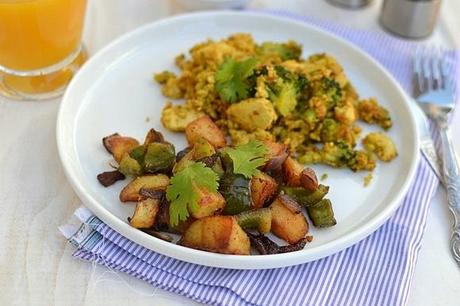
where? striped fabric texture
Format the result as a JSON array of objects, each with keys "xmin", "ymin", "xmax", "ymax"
[{"xmin": 62, "ymin": 12, "xmax": 460, "ymax": 306}]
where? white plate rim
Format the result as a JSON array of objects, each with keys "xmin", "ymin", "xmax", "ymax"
[{"xmin": 57, "ymin": 11, "xmax": 420, "ymax": 269}]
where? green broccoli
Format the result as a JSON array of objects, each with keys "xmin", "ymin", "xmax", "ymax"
[
  {"xmin": 314, "ymin": 77, "xmax": 342, "ymax": 109},
  {"xmin": 320, "ymin": 118, "xmax": 339, "ymax": 142},
  {"xmin": 267, "ymin": 66, "xmax": 308, "ymax": 116},
  {"xmin": 257, "ymin": 41, "xmax": 302, "ymax": 61}
]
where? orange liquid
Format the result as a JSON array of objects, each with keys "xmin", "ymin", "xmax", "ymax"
[{"xmin": 0, "ymin": 0, "xmax": 87, "ymax": 71}]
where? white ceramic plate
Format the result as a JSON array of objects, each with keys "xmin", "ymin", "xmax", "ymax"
[{"xmin": 57, "ymin": 11, "xmax": 419, "ymax": 269}]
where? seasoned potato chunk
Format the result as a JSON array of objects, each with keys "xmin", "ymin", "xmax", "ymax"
[
  {"xmin": 283, "ymin": 157, "xmax": 319, "ymax": 190},
  {"xmin": 129, "ymin": 198, "xmax": 160, "ymax": 229},
  {"xmin": 362, "ymin": 132, "xmax": 398, "ymax": 162},
  {"xmin": 120, "ymin": 175, "xmax": 170, "ymax": 202},
  {"xmin": 270, "ymin": 195, "xmax": 308, "ymax": 244},
  {"xmin": 180, "ymin": 216, "xmax": 250, "ymax": 255},
  {"xmin": 161, "ymin": 102, "xmax": 204, "ymax": 132},
  {"xmin": 262, "ymin": 141, "xmax": 289, "ymax": 172},
  {"xmin": 190, "ymin": 187, "xmax": 226, "ymax": 219},
  {"xmin": 250, "ymin": 172, "xmax": 278, "ymax": 209},
  {"xmin": 185, "ymin": 115, "xmax": 226, "ymax": 148},
  {"xmin": 282, "ymin": 157, "xmax": 304, "ymax": 187},
  {"xmin": 143, "ymin": 128, "xmax": 165, "ymax": 145},
  {"xmin": 103, "ymin": 133, "xmax": 139, "ymax": 163},
  {"xmin": 226, "ymin": 98, "xmax": 278, "ymax": 132}
]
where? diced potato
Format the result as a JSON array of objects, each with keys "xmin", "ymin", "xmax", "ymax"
[
  {"xmin": 189, "ymin": 187, "xmax": 226, "ymax": 219},
  {"xmin": 173, "ymin": 149, "xmax": 195, "ymax": 174},
  {"xmin": 250, "ymin": 172, "xmax": 278, "ymax": 209},
  {"xmin": 120, "ymin": 174, "xmax": 170, "ymax": 202},
  {"xmin": 226, "ymin": 98, "xmax": 278, "ymax": 132},
  {"xmin": 185, "ymin": 115, "xmax": 226, "ymax": 148},
  {"xmin": 270, "ymin": 195, "xmax": 308, "ymax": 244},
  {"xmin": 282, "ymin": 157, "xmax": 304, "ymax": 186},
  {"xmin": 282, "ymin": 157, "xmax": 319, "ymax": 191},
  {"xmin": 103, "ymin": 133, "xmax": 139, "ymax": 163},
  {"xmin": 262, "ymin": 140, "xmax": 289, "ymax": 172},
  {"xmin": 161, "ymin": 102, "xmax": 205, "ymax": 132},
  {"xmin": 143, "ymin": 128, "xmax": 165, "ymax": 145},
  {"xmin": 180, "ymin": 216, "xmax": 250, "ymax": 255},
  {"xmin": 129, "ymin": 198, "xmax": 160, "ymax": 229}
]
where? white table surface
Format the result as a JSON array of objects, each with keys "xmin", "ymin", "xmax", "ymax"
[{"xmin": 0, "ymin": 0, "xmax": 459, "ymax": 305}]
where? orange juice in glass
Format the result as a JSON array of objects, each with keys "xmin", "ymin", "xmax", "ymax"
[{"xmin": 0, "ymin": 0, "xmax": 88, "ymax": 100}]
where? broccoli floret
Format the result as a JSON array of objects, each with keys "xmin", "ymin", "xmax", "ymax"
[
  {"xmin": 267, "ymin": 66, "xmax": 308, "ymax": 116},
  {"xmin": 320, "ymin": 141, "xmax": 356, "ymax": 168},
  {"xmin": 350, "ymin": 150, "xmax": 376, "ymax": 172},
  {"xmin": 320, "ymin": 118, "xmax": 339, "ymax": 142},
  {"xmin": 357, "ymin": 98, "xmax": 392, "ymax": 129},
  {"xmin": 299, "ymin": 146, "xmax": 322, "ymax": 164},
  {"xmin": 303, "ymin": 108, "xmax": 318, "ymax": 126},
  {"xmin": 313, "ymin": 78, "xmax": 342, "ymax": 109},
  {"xmin": 257, "ymin": 41, "xmax": 302, "ymax": 61}
]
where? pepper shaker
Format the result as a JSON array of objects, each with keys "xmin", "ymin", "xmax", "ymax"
[
  {"xmin": 327, "ymin": 0, "xmax": 372, "ymax": 9},
  {"xmin": 380, "ymin": 0, "xmax": 442, "ymax": 39}
]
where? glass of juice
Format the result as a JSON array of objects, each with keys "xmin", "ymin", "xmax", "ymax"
[{"xmin": 0, "ymin": 0, "xmax": 88, "ymax": 100}]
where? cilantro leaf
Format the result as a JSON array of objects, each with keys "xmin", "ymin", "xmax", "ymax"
[
  {"xmin": 166, "ymin": 162, "xmax": 219, "ymax": 226},
  {"xmin": 222, "ymin": 140, "xmax": 268, "ymax": 178},
  {"xmin": 215, "ymin": 57, "xmax": 257, "ymax": 103}
]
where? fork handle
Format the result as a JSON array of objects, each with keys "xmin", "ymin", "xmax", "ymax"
[{"xmin": 439, "ymin": 127, "xmax": 460, "ymax": 267}]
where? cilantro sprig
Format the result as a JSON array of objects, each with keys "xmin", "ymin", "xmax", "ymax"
[
  {"xmin": 166, "ymin": 162, "xmax": 219, "ymax": 227},
  {"xmin": 215, "ymin": 57, "xmax": 257, "ymax": 103},
  {"xmin": 222, "ymin": 140, "xmax": 268, "ymax": 178}
]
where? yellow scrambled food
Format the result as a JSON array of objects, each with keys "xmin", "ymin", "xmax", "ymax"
[{"xmin": 154, "ymin": 33, "xmax": 397, "ymax": 172}]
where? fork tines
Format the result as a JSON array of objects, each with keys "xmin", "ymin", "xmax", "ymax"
[{"xmin": 414, "ymin": 47, "xmax": 453, "ymax": 96}]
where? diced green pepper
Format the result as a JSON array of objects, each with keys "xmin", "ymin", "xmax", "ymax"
[
  {"xmin": 119, "ymin": 153, "xmax": 143, "ymax": 177},
  {"xmin": 143, "ymin": 142, "xmax": 175, "ymax": 173},
  {"xmin": 220, "ymin": 173, "xmax": 252, "ymax": 215},
  {"xmin": 281, "ymin": 184, "xmax": 329, "ymax": 207},
  {"xmin": 193, "ymin": 138, "xmax": 216, "ymax": 160},
  {"xmin": 235, "ymin": 208, "xmax": 272, "ymax": 233},
  {"xmin": 129, "ymin": 145, "xmax": 146, "ymax": 164},
  {"xmin": 307, "ymin": 198, "xmax": 336, "ymax": 228}
]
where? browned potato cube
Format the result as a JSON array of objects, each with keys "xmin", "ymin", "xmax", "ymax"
[
  {"xmin": 283, "ymin": 157, "xmax": 319, "ymax": 191},
  {"xmin": 129, "ymin": 198, "xmax": 160, "ymax": 229},
  {"xmin": 190, "ymin": 187, "xmax": 226, "ymax": 219},
  {"xmin": 180, "ymin": 216, "xmax": 250, "ymax": 255},
  {"xmin": 185, "ymin": 116, "xmax": 226, "ymax": 148},
  {"xmin": 262, "ymin": 141, "xmax": 288, "ymax": 172},
  {"xmin": 250, "ymin": 172, "xmax": 278, "ymax": 209},
  {"xmin": 282, "ymin": 157, "xmax": 304, "ymax": 187},
  {"xmin": 270, "ymin": 195, "xmax": 308, "ymax": 244},
  {"xmin": 143, "ymin": 128, "xmax": 165, "ymax": 145},
  {"xmin": 120, "ymin": 174, "xmax": 170, "ymax": 202},
  {"xmin": 103, "ymin": 133, "xmax": 140, "ymax": 163}
]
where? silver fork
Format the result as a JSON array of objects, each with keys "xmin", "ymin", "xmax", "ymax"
[{"xmin": 414, "ymin": 48, "xmax": 460, "ymax": 267}]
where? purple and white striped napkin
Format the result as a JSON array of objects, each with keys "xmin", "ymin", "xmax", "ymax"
[{"xmin": 60, "ymin": 12, "xmax": 460, "ymax": 306}]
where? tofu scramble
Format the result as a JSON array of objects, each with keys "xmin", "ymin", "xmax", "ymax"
[{"xmin": 155, "ymin": 33, "xmax": 397, "ymax": 172}]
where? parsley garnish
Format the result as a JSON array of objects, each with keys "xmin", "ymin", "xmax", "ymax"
[
  {"xmin": 222, "ymin": 140, "xmax": 268, "ymax": 178},
  {"xmin": 215, "ymin": 57, "xmax": 257, "ymax": 103},
  {"xmin": 166, "ymin": 162, "xmax": 219, "ymax": 227}
]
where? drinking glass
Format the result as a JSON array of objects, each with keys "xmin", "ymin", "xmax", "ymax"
[{"xmin": 0, "ymin": 0, "xmax": 88, "ymax": 100}]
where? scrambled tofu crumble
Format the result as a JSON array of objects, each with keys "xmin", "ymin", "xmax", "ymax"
[{"xmin": 154, "ymin": 33, "xmax": 397, "ymax": 173}]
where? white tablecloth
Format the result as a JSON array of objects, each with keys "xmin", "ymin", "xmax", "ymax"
[{"xmin": 1, "ymin": 1, "xmax": 459, "ymax": 305}]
